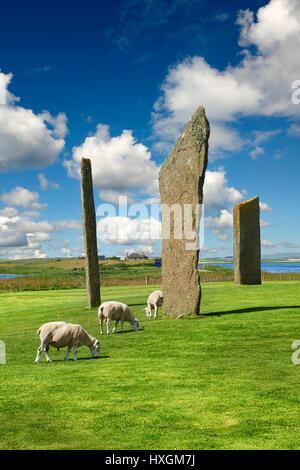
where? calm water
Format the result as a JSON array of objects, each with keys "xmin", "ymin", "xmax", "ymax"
[
  {"xmin": 200, "ymin": 262, "xmax": 300, "ymax": 274},
  {"xmin": 0, "ymin": 274, "xmax": 21, "ymax": 279}
]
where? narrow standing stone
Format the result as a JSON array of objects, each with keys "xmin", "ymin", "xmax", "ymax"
[
  {"xmin": 81, "ymin": 158, "xmax": 101, "ymax": 307},
  {"xmin": 159, "ymin": 106, "xmax": 210, "ymax": 317},
  {"xmin": 233, "ymin": 196, "xmax": 261, "ymax": 285}
]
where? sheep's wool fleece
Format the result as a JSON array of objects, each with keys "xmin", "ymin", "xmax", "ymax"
[{"xmin": 43, "ymin": 323, "xmax": 91, "ymax": 348}]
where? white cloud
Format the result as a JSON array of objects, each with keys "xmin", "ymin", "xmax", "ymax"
[
  {"xmin": 260, "ymin": 219, "xmax": 271, "ymax": 227},
  {"xmin": 288, "ymin": 122, "xmax": 300, "ymax": 136},
  {"xmin": 0, "ymin": 70, "xmax": 67, "ymax": 172},
  {"xmin": 0, "ymin": 187, "xmax": 47, "ymax": 210},
  {"xmin": 152, "ymin": 0, "xmax": 300, "ymax": 155},
  {"xmin": 61, "ymin": 247, "xmax": 72, "ymax": 257},
  {"xmin": 22, "ymin": 211, "xmax": 42, "ymax": 218},
  {"xmin": 2, "ymin": 216, "xmax": 55, "ymax": 237},
  {"xmin": 0, "ymin": 71, "xmax": 17, "ymax": 105},
  {"xmin": 0, "ymin": 213, "xmax": 54, "ymax": 249},
  {"xmin": 280, "ymin": 241, "xmax": 298, "ymax": 249},
  {"xmin": 33, "ymin": 250, "xmax": 48, "ymax": 259},
  {"xmin": 0, "ymin": 218, "xmax": 27, "ymax": 247},
  {"xmin": 135, "ymin": 245, "xmax": 157, "ymax": 255},
  {"xmin": 38, "ymin": 173, "xmax": 48, "ymax": 190},
  {"xmin": 262, "ymin": 239, "xmax": 276, "ymax": 248},
  {"xmin": 253, "ymin": 129, "xmax": 282, "ymax": 145},
  {"xmin": 38, "ymin": 111, "xmax": 68, "ymax": 140},
  {"xmin": 250, "ymin": 146, "xmax": 265, "ymax": 160},
  {"xmin": 201, "ymin": 246, "xmax": 222, "ymax": 254},
  {"xmin": 261, "ymin": 239, "xmax": 297, "ymax": 249},
  {"xmin": 38, "ymin": 173, "xmax": 60, "ymax": 190},
  {"xmin": 260, "ymin": 201, "xmax": 272, "ymax": 212},
  {"xmin": 237, "ymin": 0, "xmax": 300, "ymax": 51},
  {"xmin": 0, "ymin": 246, "xmax": 48, "ymax": 259},
  {"xmin": 203, "ymin": 170, "xmax": 243, "ymax": 209},
  {"xmin": 0, "ymin": 205, "xmax": 82, "ymax": 255},
  {"xmin": 65, "ymin": 124, "xmax": 159, "ymax": 202},
  {"xmin": 97, "ymin": 216, "xmax": 161, "ymax": 246},
  {"xmin": 201, "ymin": 168, "xmax": 246, "ymax": 241},
  {"xmin": 0, "ymin": 207, "xmax": 18, "ymax": 217},
  {"xmin": 53, "ymin": 219, "xmax": 82, "ymax": 231},
  {"xmin": 98, "ymin": 190, "xmax": 135, "ymax": 205},
  {"xmin": 205, "ymin": 209, "xmax": 233, "ymax": 241}
]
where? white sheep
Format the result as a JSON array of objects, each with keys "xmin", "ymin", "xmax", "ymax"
[
  {"xmin": 144, "ymin": 290, "xmax": 163, "ymax": 319},
  {"xmin": 35, "ymin": 321, "xmax": 100, "ymax": 363},
  {"xmin": 98, "ymin": 301, "xmax": 140, "ymax": 335}
]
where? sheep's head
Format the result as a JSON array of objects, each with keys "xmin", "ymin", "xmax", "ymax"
[
  {"xmin": 90, "ymin": 339, "xmax": 100, "ymax": 358},
  {"xmin": 131, "ymin": 319, "xmax": 140, "ymax": 331}
]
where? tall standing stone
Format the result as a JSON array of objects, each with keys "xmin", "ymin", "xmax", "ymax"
[
  {"xmin": 233, "ymin": 196, "xmax": 261, "ymax": 285},
  {"xmin": 81, "ymin": 158, "xmax": 101, "ymax": 308},
  {"xmin": 159, "ymin": 106, "xmax": 210, "ymax": 317}
]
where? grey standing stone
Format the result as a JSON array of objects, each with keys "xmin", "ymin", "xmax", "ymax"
[
  {"xmin": 233, "ymin": 196, "xmax": 261, "ymax": 285},
  {"xmin": 81, "ymin": 158, "xmax": 101, "ymax": 308},
  {"xmin": 159, "ymin": 106, "xmax": 210, "ymax": 317}
]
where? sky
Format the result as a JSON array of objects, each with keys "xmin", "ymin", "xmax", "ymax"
[{"xmin": 0, "ymin": 0, "xmax": 299, "ymax": 260}]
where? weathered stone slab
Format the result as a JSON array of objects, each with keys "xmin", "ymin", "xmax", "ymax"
[
  {"xmin": 233, "ymin": 196, "xmax": 261, "ymax": 285},
  {"xmin": 81, "ymin": 158, "xmax": 101, "ymax": 308},
  {"xmin": 159, "ymin": 106, "xmax": 210, "ymax": 317}
]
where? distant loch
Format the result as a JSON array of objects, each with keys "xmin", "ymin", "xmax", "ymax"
[{"xmin": 0, "ymin": 274, "xmax": 22, "ymax": 279}]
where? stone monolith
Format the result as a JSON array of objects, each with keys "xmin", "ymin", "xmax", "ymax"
[
  {"xmin": 159, "ymin": 106, "xmax": 210, "ymax": 317},
  {"xmin": 81, "ymin": 157, "xmax": 101, "ymax": 308},
  {"xmin": 233, "ymin": 196, "xmax": 261, "ymax": 285}
]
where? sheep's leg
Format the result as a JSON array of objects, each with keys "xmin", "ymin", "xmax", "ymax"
[
  {"xmin": 35, "ymin": 345, "xmax": 43, "ymax": 363},
  {"xmin": 44, "ymin": 344, "xmax": 52, "ymax": 362},
  {"xmin": 100, "ymin": 318, "xmax": 104, "ymax": 335},
  {"xmin": 112, "ymin": 320, "xmax": 119, "ymax": 334},
  {"xmin": 64, "ymin": 346, "xmax": 71, "ymax": 361},
  {"xmin": 73, "ymin": 346, "xmax": 78, "ymax": 361},
  {"xmin": 154, "ymin": 305, "xmax": 158, "ymax": 319},
  {"xmin": 106, "ymin": 318, "xmax": 111, "ymax": 335},
  {"xmin": 121, "ymin": 320, "xmax": 125, "ymax": 333}
]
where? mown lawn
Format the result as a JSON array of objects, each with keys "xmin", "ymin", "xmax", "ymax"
[{"xmin": 0, "ymin": 281, "xmax": 300, "ymax": 450}]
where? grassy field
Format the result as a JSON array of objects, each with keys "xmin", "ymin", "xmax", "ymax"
[
  {"xmin": 1, "ymin": 258, "xmax": 299, "ymax": 292},
  {"xmin": 1, "ymin": 281, "xmax": 300, "ymax": 449},
  {"xmin": 0, "ymin": 258, "xmax": 162, "ymax": 291}
]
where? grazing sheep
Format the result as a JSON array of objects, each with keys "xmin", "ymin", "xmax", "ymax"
[
  {"xmin": 35, "ymin": 321, "xmax": 100, "ymax": 363},
  {"xmin": 98, "ymin": 301, "xmax": 140, "ymax": 335},
  {"xmin": 145, "ymin": 290, "xmax": 163, "ymax": 319}
]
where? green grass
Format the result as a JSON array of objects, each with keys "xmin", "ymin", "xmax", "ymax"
[
  {"xmin": 0, "ymin": 257, "xmax": 160, "ymax": 280},
  {"xmin": 1, "ymin": 281, "xmax": 300, "ymax": 449},
  {"xmin": 0, "ymin": 258, "xmax": 163, "ymax": 291}
]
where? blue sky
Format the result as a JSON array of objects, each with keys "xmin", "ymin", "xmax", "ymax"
[{"xmin": 0, "ymin": 0, "xmax": 299, "ymax": 259}]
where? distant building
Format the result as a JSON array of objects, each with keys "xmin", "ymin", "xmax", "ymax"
[
  {"xmin": 154, "ymin": 257, "xmax": 162, "ymax": 268},
  {"xmin": 126, "ymin": 252, "xmax": 148, "ymax": 260}
]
